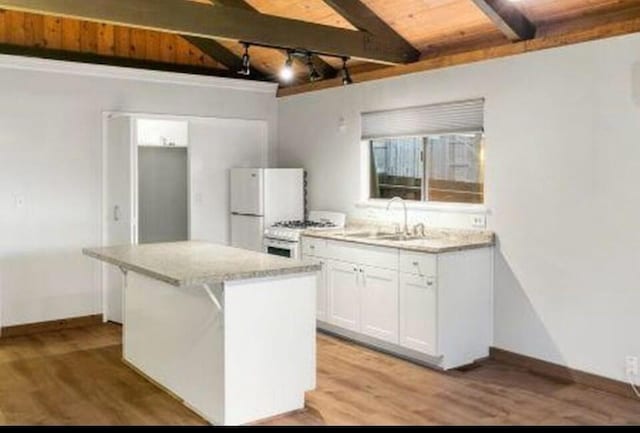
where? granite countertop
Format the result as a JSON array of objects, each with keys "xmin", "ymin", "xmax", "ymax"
[
  {"xmin": 302, "ymin": 226, "xmax": 495, "ymax": 254},
  {"xmin": 83, "ymin": 241, "xmax": 321, "ymax": 287}
]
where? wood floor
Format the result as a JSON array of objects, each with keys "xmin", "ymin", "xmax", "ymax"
[{"xmin": 0, "ymin": 324, "xmax": 638, "ymax": 426}]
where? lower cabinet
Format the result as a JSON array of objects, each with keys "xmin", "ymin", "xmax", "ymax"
[
  {"xmin": 316, "ymin": 258, "xmax": 328, "ymax": 322},
  {"xmin": 399, "ymin": 273, "xmax": 438, "ymax": 356},
  {"xmin": 360, "ymin": 265, "xmax": 398, "ymax": 344},
  {"xmin": 326, "ymin": 261, "xmax": 399, "ymax": 343},
  {"xmin": 326, "ymin": 260, "xmax": 360, "ymax": 332},
  {"xmin": 303, "ymin": 235, "xmax": 493, "ymax": 370}
]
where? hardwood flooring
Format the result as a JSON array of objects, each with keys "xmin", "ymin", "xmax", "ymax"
[{"xmin": 0, "ymin": 323, "xmax": 638, "ymax": 426}]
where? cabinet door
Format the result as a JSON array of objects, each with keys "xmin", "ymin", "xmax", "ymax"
[
  {"xmin": 399, "ymin": 273, "xmax": 438, "ymax": 356},
  {"xmin": 315, "ymin": 258, "xmax": 328, "ymax": 322},
  {"xmin": 360, "ymin": 265, "xmax": 399, "ymax": 344},
  {"xmin": 301, "ymin": 253, "xmax": 328, "ymax": 322},
  {"xmin": 327, "ymin": 260, "xmax": 360, "ymax": 332}
]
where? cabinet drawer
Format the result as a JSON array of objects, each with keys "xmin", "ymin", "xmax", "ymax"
[
  {"xmin": 399, "ymin": 251, "xmax": 437, "ymax": 276},
  {"xmin": 302, "ymin": 237, "xmax": 327, "ymax": 258},
  {"xmin": 327, "ymin": 240, "xmax": 398, "ymax": 270}
]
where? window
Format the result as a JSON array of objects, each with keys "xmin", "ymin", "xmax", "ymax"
[
  {"xmin": 362, "ymin": 98, "xmax": 485, "ymax": 205},
  {"xmin": 369, "ymin": 133, "xmax": 484, "ymax": 204}
]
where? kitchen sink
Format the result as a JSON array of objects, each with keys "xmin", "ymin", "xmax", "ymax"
[
  {"xmin": 344, "ymin": 231, "xmax": 393, "ymax": 239},
  {"xmin": 377, "ymin": 234, "xmax": 424, "ymax": 242},
  {"xmin": 344, "ymin": 231, "xmax": 444, "ymax": 243}
]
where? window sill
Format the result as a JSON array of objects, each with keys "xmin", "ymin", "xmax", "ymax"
[{"xmin": 355, "ymin": 199, "xmax": 489, "ymax": 215}]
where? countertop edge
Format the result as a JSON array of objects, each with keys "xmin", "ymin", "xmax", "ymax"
[
  {"xmin": 82, "ymin": 248, "xmax": 322, "ymax": 287},
  {"xmin": 300, "ymin": 232, "xmax": 495, "ymax": 254},
  {"xmin": 83, "ymin": 248, "xmax": 182, "ymax": 286}
]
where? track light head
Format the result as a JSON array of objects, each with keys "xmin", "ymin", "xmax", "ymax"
[
  {"xmin": 237, "ymin": 43, "xmax": 251, "ymax": 76},
  {"xmin": 341, "ymin": 57, "xmax": 353, "ymax": 85},
  {"xmin": 306, "ymin": 54, "xmax": 322, "ymax": 82},
  {"xmin": 280, "ymin": 50, "xmax": 294, "ymax": 82}
]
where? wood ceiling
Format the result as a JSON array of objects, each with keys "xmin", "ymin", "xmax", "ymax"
[{"xmin": 0, "ymin": 0, "xmax": 638, "ymax": 93}]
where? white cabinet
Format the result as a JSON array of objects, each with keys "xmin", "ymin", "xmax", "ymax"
[
  {"xmin": 399, "ymin": 273, "xmax": 438, "ymax": 356},
  {"xmin": 327, "ymin": 260, "xmax": 360, "ymax": 332},
  {"xmin": 136, "ymin": 118, "xmax": 189, "ymax": 147},
  {"xmin": 301, "ymin": 235, "xmax": 493, "ymax": 370},
  {"xmin": 315, "ymin": 258, "xmax": 328, "ymax": 322},
  {"xmin": 360, "ymin": 265, "xmax": 399, "ymax": 344}
]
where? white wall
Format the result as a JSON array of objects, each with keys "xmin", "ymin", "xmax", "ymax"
[
  {"xmin": 189, "ymin": 117, "xmax": 268, "ymax": 244},
  {"xmin": 0, "ymin": 55, "xmax": 277, "ymax": 327},
  {"xmin": 277, "ymin": 33, "xmax": 640, "ymax": 382}
]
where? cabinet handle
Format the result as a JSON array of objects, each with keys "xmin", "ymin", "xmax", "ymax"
[
  {"xmin": 426, "ymin": 278, "xmax": 434, "ymax": 287},
  {"xmin": 412, "ymin": 261, "xmax": 419, "ymax": 266}
]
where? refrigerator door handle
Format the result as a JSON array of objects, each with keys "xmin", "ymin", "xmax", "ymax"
[{"xmin": 232, "ymin": 212, "xmax": 264, "ymax": 217}]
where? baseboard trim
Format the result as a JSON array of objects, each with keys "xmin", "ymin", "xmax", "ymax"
[
  {"xmin": 490, "ymin": 347, "xmax": 637, "ymax": 400},
  {"xmin": 1, "ymin": 314, "xmax": 103, "ymax": 338}
]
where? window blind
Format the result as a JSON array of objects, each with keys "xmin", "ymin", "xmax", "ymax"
[{"xmin": 361, "ymin": 98, "xmax": 484, "ymax": 140}]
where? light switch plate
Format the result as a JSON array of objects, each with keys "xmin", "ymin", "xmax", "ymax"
[{"xmin": 14, "ymin": 194, "xmax": 25, "ymax": 209}]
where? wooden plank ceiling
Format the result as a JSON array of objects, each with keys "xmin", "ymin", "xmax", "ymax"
[{"xmin": 0, "ymin": 0, "xmax": 638, "ymax": 87}]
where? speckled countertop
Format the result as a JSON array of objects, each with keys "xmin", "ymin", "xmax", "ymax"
[
  {"xmin": 83, "ymin": 241, "xmax": 321, "ymax": 287},
  {"xmin": 302, "ymin": 226, "xmax": 495, "ymax": 254}
]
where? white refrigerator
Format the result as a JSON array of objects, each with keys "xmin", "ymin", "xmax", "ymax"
[{"xmin": 230, "ymin": 168, "xmax": 304, "ymax": 251}]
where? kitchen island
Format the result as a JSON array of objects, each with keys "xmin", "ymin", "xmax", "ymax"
[{"xmin": 83, "ymin": 241, "xmax": 320, "ymax": 426}]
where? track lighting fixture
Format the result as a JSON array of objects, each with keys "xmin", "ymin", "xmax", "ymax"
[
  {"xmin": 280, "ymin": 50, "xmax": 294, "ymax": 82},
  {"xmin": 306, "ymin": 54, "xmax": 322, "ymax": 82},
  {"xmin": 238, "ymin": 43, "xmax": 251, "ymax": 76},
  {"xmin": 341, "ymin": 57, "xmax": 353, "ymax": 85},
  {"xmin": 237, "ymin": 41, "xmax": 352, "ymax": 84}
]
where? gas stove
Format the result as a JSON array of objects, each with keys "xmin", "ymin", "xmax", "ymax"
[
  {"xmin": 264, "ymin": 211, "xmax": 346, "ymax": 243},
  {"xmin": 272, "ymin": 220, "xmax": 338, "ymax": 229}
]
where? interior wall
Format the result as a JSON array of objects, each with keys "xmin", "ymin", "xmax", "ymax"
[
  {"xmin": 189, "ymin": 118, "xmax": 268, "ymax": 244},
  {"xmin": 277, "ymin": 33, "xmax": 640, "ymax": 382},
  {"xmin": 0, "ymin": 55, "xmax": 277, "ymax": 327},
  {"xmin": 138, "ymin": 147, "xmax": 189, "ymax": 244}
]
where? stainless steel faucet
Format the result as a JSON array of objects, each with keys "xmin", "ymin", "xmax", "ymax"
[{"xmin": 386, "ymin": 197, "xmax": 409, "ymax": 235}]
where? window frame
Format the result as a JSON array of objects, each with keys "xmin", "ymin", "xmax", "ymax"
[{"xmin": 362, "ymin": 132, "xmax": 486, "ymax": 209}]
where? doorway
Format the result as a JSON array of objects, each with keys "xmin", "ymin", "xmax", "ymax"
[{"xmin": 137, "ymin": 146, "xmax": 189, "ymax": 244}]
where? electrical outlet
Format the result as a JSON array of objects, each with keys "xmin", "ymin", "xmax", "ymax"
[
  {"xmin": 626, "ymin": 356, "xmax": 639, "ymax": 376},
  {"xmin": 471, "ymin": 215, "xmax": 486, "ymax": 229}
]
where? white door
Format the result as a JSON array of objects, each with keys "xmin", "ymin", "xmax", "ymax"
[
  {"xmin": 230, "ymin": 214, "xmax": 264, "ymax": 251},
  {"xmin": 360, "ymin": 265, "xmax": 399, "ymax": 344},
  {"xmin": 327, "ymin": 260, "xmax": 360, "ymax": 332},
  {"xmin": 399, "ymin": 273, "xmax": 438, "ymax": 356},
  {"xmin": 103, "ymin": 115, "xmax": 135, "ymax": 323},
  {"xmin": 230, "ymin": 168, "xmax": 264, "ymax": 215}
]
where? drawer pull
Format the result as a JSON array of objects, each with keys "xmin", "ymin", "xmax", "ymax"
[{"xmin": 412, "ymin": 261, "xmax": 419, "ymax": 266}]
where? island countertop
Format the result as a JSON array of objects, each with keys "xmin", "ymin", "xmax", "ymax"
[{"xmin": 83, "ymin": 241, "xmax": 321, "ymax": 287}]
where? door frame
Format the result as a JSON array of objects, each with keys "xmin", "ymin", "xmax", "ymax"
[{"xmin": 100, "ymin": 110, "xmax": 270, "ymax": 320}]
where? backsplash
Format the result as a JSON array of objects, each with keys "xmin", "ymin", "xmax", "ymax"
[{"xmin": 349, "ymin": 204, "xmax": 488, "ymax": 230}]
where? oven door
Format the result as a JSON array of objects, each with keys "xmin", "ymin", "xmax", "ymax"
[{"xmin": 263, "ymin": 237, "xmax": 300, "ymax": 260}]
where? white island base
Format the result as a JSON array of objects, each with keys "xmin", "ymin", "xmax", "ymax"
[{"xmin": 123, "ymin": 271, "xmax": 316, "ymax": 426}]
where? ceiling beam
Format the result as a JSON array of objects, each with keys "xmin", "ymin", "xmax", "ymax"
[
  {"xmin": 182, "ymin": 36, "xmax": 265, "ymax": 78},
  {"xmin": 323, "ymin": 0, "xmax": 419, "ymax": 62},
  {"xmin": 0, "ymin": 0, "xmax": 413, "ymax": 64},
  {"xmin": 0, "ymin": 42, "xmax": 248, "ymax": 79},
  {"xmin": 211, "ymin": 0, "xmax": 336, "ymax": 79},
  {"xmin": 471, "ymin": 0, "xmax": 536, "ymax": 41},
  {"xmin": 277, "ymin": 15, "xmax": 640, "ymax": 97}
]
